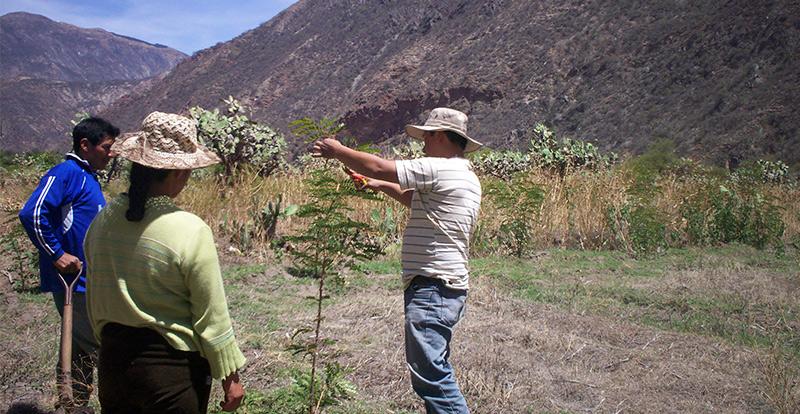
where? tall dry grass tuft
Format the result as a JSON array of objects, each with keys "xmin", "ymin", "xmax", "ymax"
[
  {"xmin": 178, "ymin": 169, "xmax": 311, "ymax": 246},
  {"xmin": 176, "ymin": 168, "xmax": 404, "ymax": 250},
  {"xmin": 155, "ymin": 165, "xmax": 800, "ymax": 255},
  {"xmin": 476, "ymin": 167, "xmax": 799, "ymax": 255},
  {"xmin": 545, "ymin": 170, "xmax": 629, "ymax": 249},
  {"xmin": 758, "ymin": 345, "xmax": 800, "ymax": 414},
  {"xmin": 477, "ymin": 169, "xmax": 632, "ymax": 253},
  {"xmin": 767, "ymin": 185, "xmax": 800, "ymax": 243}
]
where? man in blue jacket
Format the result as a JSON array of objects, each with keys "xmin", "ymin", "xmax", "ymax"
[{"xmin": 19, "ymin": 117, "xmax": 119, "ymax": 411}]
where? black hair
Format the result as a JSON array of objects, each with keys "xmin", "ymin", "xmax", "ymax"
[
  {"xmin": 126, "ymin": 163, "xmax": 171, "ymax": 222},
  {"xmin": 72, "ymin": 117, "xmax": 120, "ymax": 153},
  {"xmin": 444, "ymin": 130, "xmax": 467, "ymax": 151}
]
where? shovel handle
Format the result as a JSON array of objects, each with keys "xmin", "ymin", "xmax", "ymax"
[{"xmin": 56, "ymin": 271, "xmax": 80, "ymax": 408}]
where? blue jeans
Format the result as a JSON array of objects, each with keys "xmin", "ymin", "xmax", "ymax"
[{"xmin": 404, "ymin": 276, "xmax": 469, "ymax": 414}]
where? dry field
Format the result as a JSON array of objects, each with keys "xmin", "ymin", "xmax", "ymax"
[
  {"xmin": 1, "ymin": 244, "xmax": 798, "ymax": 413},
  {"xmin": 1, "ymin": 166, "xmax": 799, "ymax": 413}
]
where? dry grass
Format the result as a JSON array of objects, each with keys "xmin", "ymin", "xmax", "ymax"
[
  {"xmin": 306, "ymin": 269, "xmax": 793, "ymax": 413},
  {"xmin": 2, "ymin": 247, "xmax": 798, "ymax": 413},
  {"xmin": 2, "ymin": 164, "xmax": 799, "ymax": 413},
  {"xmin": 4, "ymin": 165, "xmax": 799, "ymax": 257},
  {"xmin": 176, "ymin": 170, "xmax": 399, "ymax": 239},
  {"xmin": 0, "ymin": 284, "xmax": 61, "ymax": 411},
  {"xmin": 758, "ymin": 346, "xmax": 800, "ymax": 414}
]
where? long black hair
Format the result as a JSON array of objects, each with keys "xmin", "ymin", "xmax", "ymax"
[{"xmin": 126, "ymin": 163, "xmax": 171, "ymax": 222}]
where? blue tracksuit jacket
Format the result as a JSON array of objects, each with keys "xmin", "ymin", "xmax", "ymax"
[{"xmin": 18, "ymin": 153, "xmax": 107, "ymax": 293}]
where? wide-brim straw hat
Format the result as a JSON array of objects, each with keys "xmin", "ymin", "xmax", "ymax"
[
  {"xmin": 112, "ymin": 111, "xmax": 220, "ymax": 170},
  {"xmin": 405, "ymin": 107, "xmax": 483, "ymax": 152}
]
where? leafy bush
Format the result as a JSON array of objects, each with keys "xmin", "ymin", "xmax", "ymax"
[
  {"xmin": 606, "ymin": 203, "xmax": 668, "ymax": 256},
  {"xmin": 470, "ymin": 123, "xmax": 616, "ymax": 180},
  {"xmin": 528, "ymin": 123, "xmax": 616, "ymax": 177},
  {"xmin": 213, "ymin": 364, "xmax": 356, "ymax": 414},
  {"xmin": 390, "ymin": 139, "xmax": 425, "ymax": 159},
  {"xmin": 682, "ymin": 184, "xmax": 785, "ymax": 249},
  {"xmin": 282, "ymin": 118, "xmax": 382, "ymax": 413},
  {"xmin": 471, "ymin": 150, "xmax": 530, "ymax": 180},
  {"xmin": 733, "ymin": 159, "xmax": 792, "ymax": 185},
  {"xmin": 627, "ymin": 205, "xmax": 668, "ymax": 255},
  {"xmin": 483, "ymin": 175, "xmax": 544, "ymax": 257},
  {"xmin": 289, "ymin": 117, "xmax": 380, "ymax": 171},
  {"xmin": 622, "ymin": 139, "xmax": 684, "ymax": 196},
  {"xmin": 0, "ymin": 221, "xmax": 39, "ymax": 292},
  {"xmin": 190, "ymin": 97, "xmax": 287, "ymax": 179},
  {"xmin": 0, "ymin": 151, "xmax": 62, "ymax": 175},
  {"xmin": 289, "ymin": 117, "xmax": 344, "ymax": 143},
  {"xmin": 757, "ymin": 160, "xmax": 790, "ymax": 184}
]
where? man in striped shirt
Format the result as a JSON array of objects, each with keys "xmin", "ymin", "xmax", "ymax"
[
  {"xmin": 313, "ymin": 107, "xmax": 482, "ymax": 414},
  {"xmin": 19, "ymin": 117, "xmax": 118, "ymax": 412}
]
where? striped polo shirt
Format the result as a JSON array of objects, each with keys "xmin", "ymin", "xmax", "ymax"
[{"xmin": 396, "ymin": 157, "xmax": 482, "ymax": 290}]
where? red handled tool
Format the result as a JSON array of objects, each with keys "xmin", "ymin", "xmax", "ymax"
[{"xmin": 342, "ymin": 165, "xmax": 368, "ymax": 190}]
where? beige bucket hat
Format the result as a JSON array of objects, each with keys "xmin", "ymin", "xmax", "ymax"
[
  {"xmin": 405, "ymin": 107, "xmax": 483, "ymax": 152},
  {"xmin": 112, "ymin": 111, "xmax": 220, "ymax": 170}
]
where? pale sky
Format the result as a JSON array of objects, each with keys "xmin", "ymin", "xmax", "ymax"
[{"xmin": 0, "ymin": 0, "xmax": 297, "ymax": 54}]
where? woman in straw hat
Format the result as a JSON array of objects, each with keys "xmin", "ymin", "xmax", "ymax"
[{"xmin": 84, "ymin": 112, "xmax": 245, "ymax": 413}]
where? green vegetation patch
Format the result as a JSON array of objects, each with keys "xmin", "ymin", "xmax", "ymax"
[{"xmin": 477, "ymin": 247, "xmax": 800, "ymax": 355}]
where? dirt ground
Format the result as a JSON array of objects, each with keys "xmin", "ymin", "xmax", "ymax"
[
  {"xmin": 1, "ymin": 250, "xmax": 796, "ymax": 413},
  {"xmin": 320, "ymin": 274, "xmax": 777, "ymax": 413}
]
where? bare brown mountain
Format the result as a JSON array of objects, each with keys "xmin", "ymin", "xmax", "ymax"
[
  {"xmin": 99, "ymin": 0, "xmax": 798, "ymax": 165},
  {"xmin": 0, "ymin": 12, "xmax": 185, "ymax": 151}
]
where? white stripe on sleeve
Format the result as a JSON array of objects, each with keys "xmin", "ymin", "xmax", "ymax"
[{"xmin": 34, "ymin": 176, "xmax": 57, "ymax": 255}]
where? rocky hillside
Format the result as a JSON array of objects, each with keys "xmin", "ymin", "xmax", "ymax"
[
  {"xmin": 63, "ymin": 2, "xmax": 800, "ymax": 164},
  {"xmin": 0, "ymin": 12, "xmax": 185, "ymax": 151}
]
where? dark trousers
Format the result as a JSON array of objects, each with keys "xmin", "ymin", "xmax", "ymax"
[{"xmin": 98, "ymin": 323, "xmax": 212, "ymax": 414}]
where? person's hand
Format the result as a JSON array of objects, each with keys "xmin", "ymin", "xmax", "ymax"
[
  {"xmin": 220, "ymin": 372, "xmax": 245, "ymax": 412},
  {"xmin": 311, "ymin": 137, "xmax": 344, "ymax": 159},
  {"xmin": 351, "ymin": 174, "xmax": 369, "ymax": 190},
  {"xmin": 342, "ymin": 165, "xmax": 369, "ymax": 190},
  {"xmin": 53, "ymin": 252, "xmax": 82, "ymax": 275}
]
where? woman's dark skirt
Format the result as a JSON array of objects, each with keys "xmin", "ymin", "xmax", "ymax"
[{"xmin": 98, "ymin": 323, "xmax": 212, "ymax": 414}]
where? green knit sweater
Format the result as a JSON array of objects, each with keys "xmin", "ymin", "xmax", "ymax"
[{"xmin": 84, "ymin": 194, "xmax": 246, "ymax": 379}]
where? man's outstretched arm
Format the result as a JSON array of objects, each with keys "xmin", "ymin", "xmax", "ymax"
[
  {"xmin": 312, "ymin": 137, "xmax": 398, "ymax": 183},
  {"xmin": 364, "ymin": 179, "xmax": 413, "ymax": 208}
]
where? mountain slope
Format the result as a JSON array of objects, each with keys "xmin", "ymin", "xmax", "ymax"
[
  {"xmin": 101, "ymin": 1, "xmax": 800, "ymax": 164},
  {"xmin": 0, "ymin": 12, "xmax": 186, "ymax": 151},
  {"xmin": 0, "ymin": 12, "xmax": 184, "ymax": 82}
]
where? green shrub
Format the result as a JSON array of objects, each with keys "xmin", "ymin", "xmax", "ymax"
[
  {"xmin": 682, "ymin": 183, "xmax": 785, "ymax": 249},
  {"xmin": 733, "ymin": 159, "xmax": 792, "ymax": 185},
  {"xmin": 471, "ymin": 150, "xmax": 530, "ymax": 180},
  {"xmin": 606, "ymin": 202, "xmax": 668, "ymax": 256},
  {"xmin": 757, "ymin": 160, "xmax": 790, "ymax": 184},
  {"xmin": 191, "ymin": 97, "xmax": 287, "ymax": 179},
  {"xmin": 0, "ymin": 221, "xmax": 39, "ymax": 292},
  {"xmin": 214, "ymin": 364, "xmax": 356, "ymax": 414},
  {"xmin": 628, "ymin": 205, "xmax": 668, "ymax": 255},
  {"xmin": 0, "ymin": 151, "xmax": 63, "ymax": 175},
  {"xmin": 390, "ymin": 140, "xmax": 424, "ymax": 159},
  {"xmin": 622, "ymin": 139, "xmax": 683, "ymax": 196},
  {"xmin": 528, "ymin": 123, "xmax": 616, "ymax": 177},
  {"xmin": 483, "ymin": 175, "xmax": 544, "ymax": 257}
]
